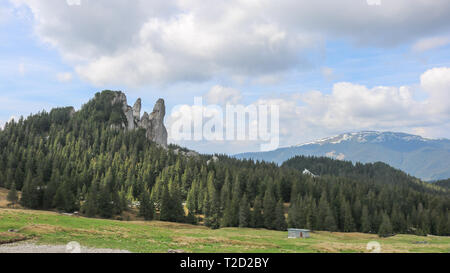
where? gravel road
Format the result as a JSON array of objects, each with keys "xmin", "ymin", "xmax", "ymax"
[{"xmin": 0, "ymin": 241, "xmax": 131, "ymax": 253}]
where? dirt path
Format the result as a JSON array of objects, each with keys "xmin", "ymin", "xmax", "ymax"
[{"xmin": 0, "ymin": 241, "xmax": 131, "ymax": 253}]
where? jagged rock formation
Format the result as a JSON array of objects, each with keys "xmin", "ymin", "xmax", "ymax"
[
  {"xmin": 112, "ymin": 92, "xmax": 168, "ymax": 147},
  {"xmin": 146, "ymin": 99, "xmax": 168, "ymax": 147}
]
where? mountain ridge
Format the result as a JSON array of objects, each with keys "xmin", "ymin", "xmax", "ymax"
[{"xmin": 235, "ymin": 131, "xmax": 450, "ymax": 181}]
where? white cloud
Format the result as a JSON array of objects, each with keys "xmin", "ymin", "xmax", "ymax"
[
  {"xmin": 412, "ymin": 36, "xmax": 450, "ymax": 52},
  {"xmin": 250, "ymin": 67, "xmax": 450, "ymax": 147},
  {"xmin": 326, "ymin": 151, "xmax": 346, "ymax": 160},
  {"xmin": 158, "ymin": 67, "xmax": 450, "ymax": 153},
  {"xmin": 10, "ymin": 0, "xmax": 450, "ymax": 86},
  {"xmin": 204, "ymin": 85, "xmax": 242, "ymax": 105},
  {"xmin": 57, "ymin": 72, "xmax": 73, "ymax": 82},
  {"xmin": 420, "ymin": 67, "xmax": 450, "ymax": 115}
]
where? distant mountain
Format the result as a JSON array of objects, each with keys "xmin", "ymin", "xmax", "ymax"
[{"xmin": 235, "ymin": 131, "xmax": 450, "ymax": 181}]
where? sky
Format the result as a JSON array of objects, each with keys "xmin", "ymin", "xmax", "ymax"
[{"xmin": 1, "ymin": 0, "xmax": 450, "ymax": 154}]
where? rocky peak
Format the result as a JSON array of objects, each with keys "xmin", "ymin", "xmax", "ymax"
[
  {"xmin": 111, "ymin": 92, "xmax": 168, "ymax": 147},
  {"xmin": 133, "ymin": 98, "xmax": 141, "ymax": 120},
  {"xmin": 147, "ymin": 98, "xmax": 168, "ymax": 147},
  {"xmin": 111, "ymin": 92, "xmax": 129, "ymax": 113}
]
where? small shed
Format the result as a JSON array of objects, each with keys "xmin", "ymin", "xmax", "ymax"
[{"xmin": 288, "ymin": 229, "xmax": 310, "ymax": 239}]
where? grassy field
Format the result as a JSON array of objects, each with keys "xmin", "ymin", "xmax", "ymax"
[{"xmin": 0, "ymin": 208, "xmax": 449, "ymax": 253}]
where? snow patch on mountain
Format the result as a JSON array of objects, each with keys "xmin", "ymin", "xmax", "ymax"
[{"xmin": 295, "ymin": 131, "xmax": 434, "ymax": 147}]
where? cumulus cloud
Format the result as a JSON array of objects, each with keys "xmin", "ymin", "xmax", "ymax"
[
  {"xmin": 269, "ymin": 67, "xmax": 450, "ymax": 146},
  {"xmin": 197, "ymin": 67, "xmax": 449, "ymax": 150},
  {"xmin": 420, "ymin": 67, "xmax": 450, "ymax": 115},
  {"xmin": 10, "ymin": 0, "xmax": 450, "ymax": 86}
]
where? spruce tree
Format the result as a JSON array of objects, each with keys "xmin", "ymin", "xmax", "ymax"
[
  {"xmin": 239, "ymin": 194, "xmax": 250, "ymax": 228},
  {"xmin": 287, "ymin": 201, "xmax": 298, "ymax": 228},
  {"xmin": 361, "ymin": 205, "xmax": 371, "ymax": 233},
  {"xmin": 251, "ymin": 196, "xmax": 264, "ymax": 228},
  {"xmin": 263, "ymin": 189, "xmax": 276, "ymax": 230},
  {"xmin": 342, "ymin": 200, "xmax": 355, "ymax": 232},
  {"xmin": 82, "ymin": 181, "xmax": 99, "ymax": 217},
  {"xmin": 97, "ymin": 184, "xmax": 113, "ymax": 218},
  {"xmin": 378, "ymin": 213, "xmax": 393, "ymax": 237},
  {"xmin": 324, "ymin": 206, "xmax": 337, "ymax": 231},
  {"xmin": 274, "ymin": 200, "xmax": 287, "ymax": 231},
  {"xmin": 139, "ymin": 191, "xmax": 154, "ymax": 220},
  {"xmin": 317, "ymin": 191, "xmax": 329, "ymax": 230},
  {"xmin": 159, "ymin": 185, "xmax": 172, "ymax": 222},
  {"xmin": 6, "ymin": 182, "xmax": 18, "ymax": 206}
]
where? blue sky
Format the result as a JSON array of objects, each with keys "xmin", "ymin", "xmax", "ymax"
[{"xmin": 1, "ymin": 0, "xmax": 450, "ymax": 154}]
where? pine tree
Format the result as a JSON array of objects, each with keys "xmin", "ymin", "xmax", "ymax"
[
  {"xmin": 317, "ymin": 192, "xmax": 329, "ymax": 230},
  {"xmin": 324, "ymin": 206, "xmax": 337, "ymax": 231},
  {"xmin": 97, "ymin": 184, "xmax": 113, "ymax": 218},
  {"xmin": 287, "ymin": 201, "xmax": 298, "ymax": 228},
  {"xmin": 251, "ymin": 196, "xmax": 264, "ymax": 228},
  {"xmin": 171, "ymin": 183, "xmax": 186, "ymax": 222},
  {"xmin": 263, "ymin": 189, "xmax": 276, "ymax": 230},
  {"xmin": 274, "ymin": 200, "xmax": 287, "ymax": 231},
  {"xmin": 221, "ymin": 199, "xmax": 234, "ymax": 227},
  {"xmin": 361, "ymin": 205, "xmax": 371, "ymax": 233},
  {"xmin": 20, "ymin": 173, "xmax": 34, "ymax": 208},
  {"xmin": 82, "ymin": 181, "xmax": 99, "ymax": 217},
  {"xmin": 186, "ymin": 184, "xmax": 197, "ymax": 213},
  {"xmin": 239, "ymin": 194, "xmax": 250, "ymax": 228},
  {"xmin": 139, "ymin": 191, "xmax": 154, "ymax": 220},
  {"xmin": 159, "ymin": 186, "xmax": 173, "ymax": 221},
  {"xmin": 378, "ymin": 213, "xmax": 393, "ymax": 237},
  {"xmin": 342, "ymin": 200, "xmax": 355, "ymax": 232},
  {"xmin": 6, "ymin": 182, "xmax": 19, "ymax": 206}
]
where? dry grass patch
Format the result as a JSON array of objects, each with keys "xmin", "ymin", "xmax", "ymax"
[
  {"xmin": 140, "ymin": 221, "xmax": 207, "ymax": 230},
  {"xmin": 0, "ymin": 188, "xmax": 22, "ymax": 208},
  {"xmin": 172, "ymin": 236, "xmax": 278, "ymax": 250},
  {"xmin": 312, "ymin": 242, "xmax": 407, "ymax": 253},
  {"xmin": 20, "ymin": 224, "xmax": 63, "ymax": 234},
  {"xmin": 0, "ymin": 208, "xmax": 56, "ymax": 216},
  {"xmin": 322, "ymin": 232, "xmax": 379, "ymax": 240},
  {"xmin": 0, "ymin": 232, "xmax": 30, "ymax": 244}
]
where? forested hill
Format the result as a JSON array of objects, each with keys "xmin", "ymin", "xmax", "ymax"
[
  {"xmin": 282, "ymin": 156, "xmax": 445, "ymax": 194},
  {"xmin": 434, "ymin": 179, "xmax": 450, "ymax": 189},
  {"xmin": 0, "ymin": 90, "xmax": 449, "ymax": 236}
]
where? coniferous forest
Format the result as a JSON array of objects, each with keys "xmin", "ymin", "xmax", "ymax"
[{"xmin": 0, "ymin": 91, "xmax": 449, "ymax": 236}]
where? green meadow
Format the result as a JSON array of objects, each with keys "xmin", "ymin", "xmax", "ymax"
[{"xmin": 1, "ymin": 209, "xmax": 449, "ymax": 253}]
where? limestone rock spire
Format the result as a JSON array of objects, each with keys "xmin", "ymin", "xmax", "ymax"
[{"xmin": 111, "ymin": 92, "xmax": 167, "ymax": 147}]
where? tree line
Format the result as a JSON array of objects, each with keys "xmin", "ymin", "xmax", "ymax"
[{"xmin": 1, "ymin": 91, "xmax": 449, "ymax": 236}]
